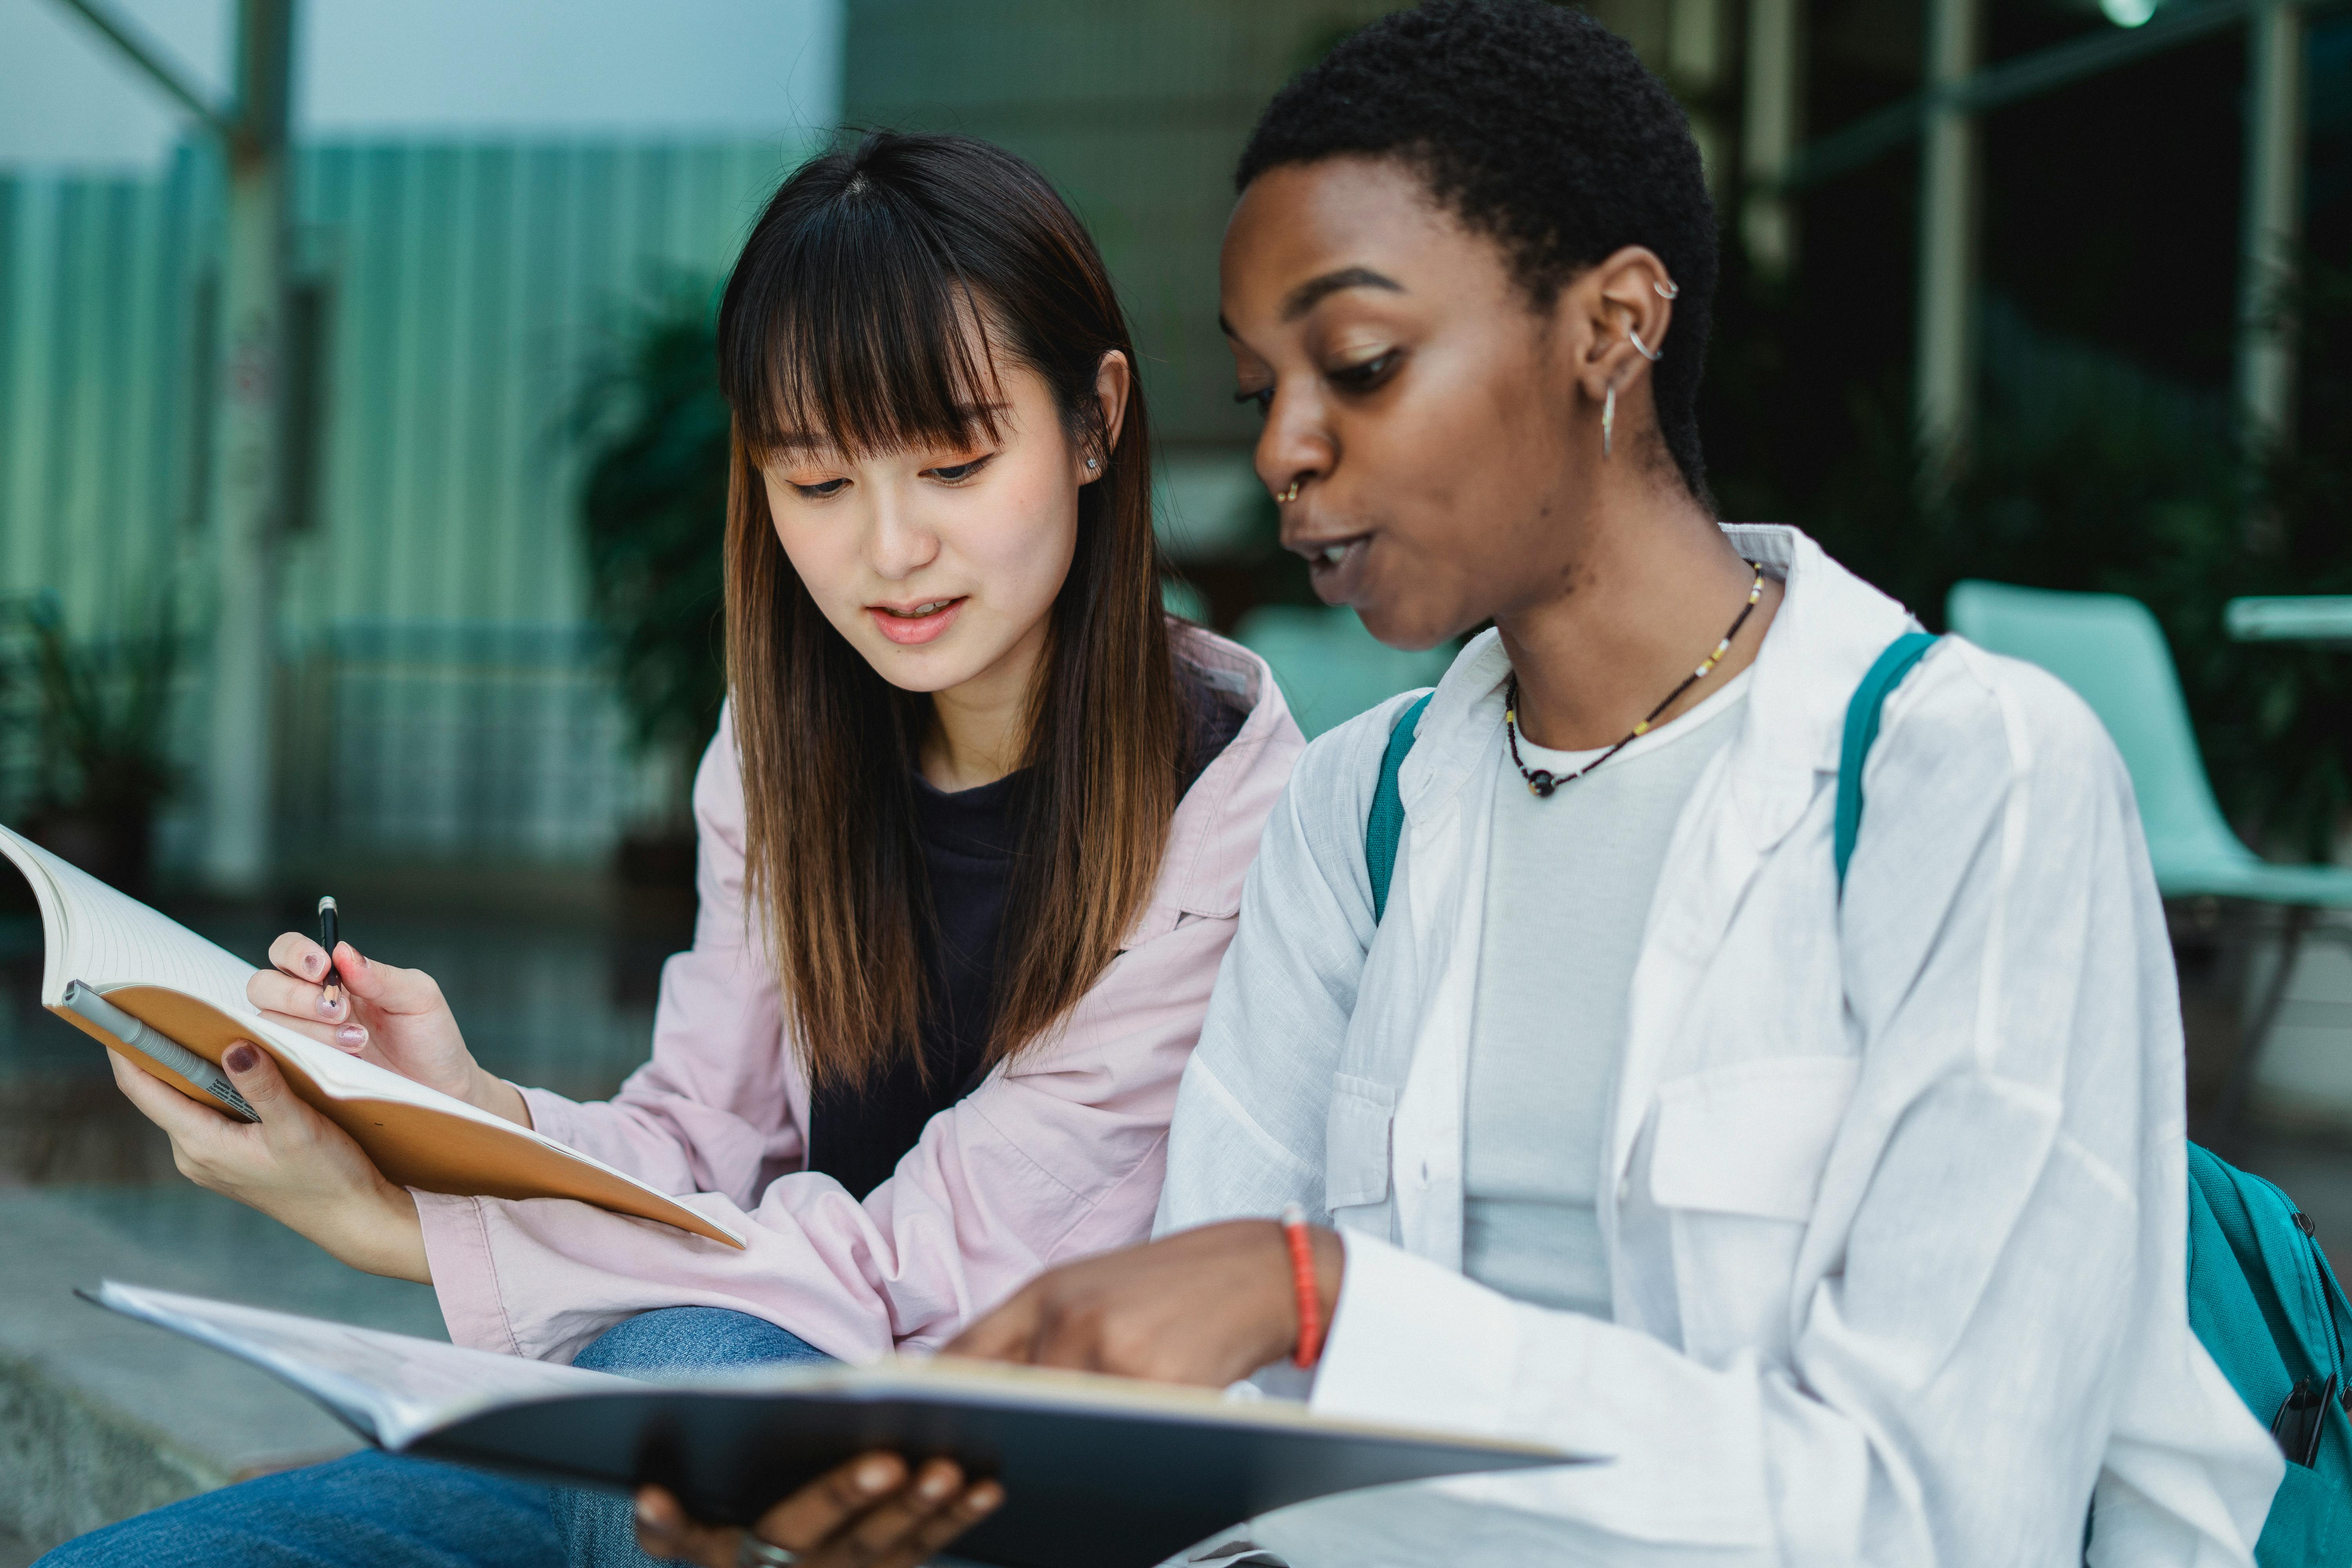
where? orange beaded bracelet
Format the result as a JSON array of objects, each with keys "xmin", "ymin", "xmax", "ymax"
[{"xmin": 1280, "ymin": 1202, "xmax": 1324, "ymax": 1368}]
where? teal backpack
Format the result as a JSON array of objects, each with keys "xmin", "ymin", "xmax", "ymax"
[{"xmin": 1363, "ymin": 632, "xmax": 2352, "ymax": 1563}]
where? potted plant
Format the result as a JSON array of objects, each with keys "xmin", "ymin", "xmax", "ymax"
[
  {"xmin": 4, "ymin": 588, "xmax": 182, "ymax": 900},
  {"xmin": 573, "ymin": 281, "xmax": 731, "ymax": 906}
]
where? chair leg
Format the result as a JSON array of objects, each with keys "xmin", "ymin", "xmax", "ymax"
[{"xmin": 2212, "ymin": 904, "xmax": 2313, "ymax": 1148}]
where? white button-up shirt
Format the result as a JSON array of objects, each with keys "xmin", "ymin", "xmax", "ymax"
[{"xmin": 1157, "ymin": 526, "xmax": 2279, "ymax": 1566}]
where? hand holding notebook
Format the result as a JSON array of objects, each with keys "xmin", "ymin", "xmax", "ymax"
[{"xmin": 2, "ymin": 823, "xmax": 745, "ymax": 1256}]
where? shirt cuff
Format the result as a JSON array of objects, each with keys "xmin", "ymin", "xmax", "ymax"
[
  {"xmin": 515, "ymin": 1084, "xmax": 579, "ymax": 1144},
  {"xmin": 1308, "ymin": 1229, "xmax": 1531, "ymax": 1440},
  {"xmin": 413, "ymin": 1189, "xmax": 519, "ymax": 1355}
]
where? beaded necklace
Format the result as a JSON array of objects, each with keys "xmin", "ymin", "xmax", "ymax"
[{"xmin": 1504, "ymin": 559, "xmax": 1766, "ymax": 799}]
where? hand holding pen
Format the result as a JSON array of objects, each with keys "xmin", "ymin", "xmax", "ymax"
[{"xmin": 239, "ymin": 899, "xmax": 532, "ymax": 1127}]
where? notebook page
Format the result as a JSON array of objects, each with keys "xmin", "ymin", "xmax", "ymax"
[
  {"xmin": 0, "ymin": 825, "xmax": 258, "ymax": 1013},
  {"xmin": 93, "ymin": 1281, "xmax": 626, "ymax": 1450}
]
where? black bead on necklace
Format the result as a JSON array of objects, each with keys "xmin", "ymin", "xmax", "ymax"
[{"xmin": 1505, "ymin": 559, "xmax": 1766, "ymax": 799}]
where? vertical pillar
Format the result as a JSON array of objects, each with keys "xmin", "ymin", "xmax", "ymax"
[
  {"xmin": 1913, "ymin": 0, "xmax": 1983, "ymax": 474},
  {"xmin": 200, "ymin": 0, "xmax": 294, "ymax": 896},
  {"xmin": 1741, "ymin": 0, "xmax": 1803, "ymax": 275},
  {"xmin": 1670, "ymin": 0, "xmax": 1729, "ymax": 191},
  {"xmin": 2236, "ymin": 0, "xmax": 2306, "ymax": 460}
]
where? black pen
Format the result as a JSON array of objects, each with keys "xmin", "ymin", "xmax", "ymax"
[{"xmin": 318, "ymin": 895, "xmax": 341, "ymax": 1008}]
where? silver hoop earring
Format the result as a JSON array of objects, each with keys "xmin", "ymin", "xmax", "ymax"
[
  {"xmin": 1602, "ymin": 384, "xmax": 1616, "ymax": 459},
  {"xmin": 1653, "ymin": 278, "xmax": 1681, "ymax": 300},
  {"xmin": 1628, "ymin": 327, "xmax": 1662, "ymax": 363}
]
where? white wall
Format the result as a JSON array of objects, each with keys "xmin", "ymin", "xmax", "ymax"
[{"xmin": 0, "ymin": 0, "xmax": 841, "ymax": 169}]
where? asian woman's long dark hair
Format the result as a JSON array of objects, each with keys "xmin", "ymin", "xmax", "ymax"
[{"xmin": 717, "ymin": 131, "xmax": 1182, "ymax": 1093}]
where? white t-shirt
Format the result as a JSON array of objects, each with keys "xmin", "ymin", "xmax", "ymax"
[{"xmin": 1461, "ymin": 668, "xmax": 1751, "ymax": 1318}]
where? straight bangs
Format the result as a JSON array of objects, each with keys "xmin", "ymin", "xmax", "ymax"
[{"xmin": 719, "ymin": 181, "xmax": 1007, "ymax": 466}]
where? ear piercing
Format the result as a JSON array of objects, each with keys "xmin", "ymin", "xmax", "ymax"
[
  {"xmin": 1602, "ymin": 385, "xmax": 1616, "ymax": 459},
  {"xmin": 1085, "ymin": 457, "xmax": 1099, "ymax": 470},
  {"xmin": 1628, "ymin": 327, "xmax": 1661, "ymax": 362},
  {"xmin": 1654, "ymin": 278, "xmax": 1681, "ymax": 299}
]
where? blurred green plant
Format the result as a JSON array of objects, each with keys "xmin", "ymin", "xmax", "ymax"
[
  {"xmin": 1708, "ymin": 258, "xmax": 2352, "ymax": 863},
  {"xmin": 572, "ymin": 279, "xmax": 732, "ymax": 817},
  {"xmin": 0, "ymin": 587, "xmax": 183, "ymax": 894}
]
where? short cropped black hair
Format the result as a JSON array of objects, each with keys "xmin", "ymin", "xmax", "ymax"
[{"xmin": 1238, "ymin": 0, "xmax": 1718, "ymax": 499}]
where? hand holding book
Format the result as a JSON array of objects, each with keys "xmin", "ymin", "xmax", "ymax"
[
  {"xmin": 105, "ymin": 1035, "xmax": 433, "ymax": 1281},
  {"xmin": 632, "ymin": 1457, "xmax": 1000, "ymax": 1568}
]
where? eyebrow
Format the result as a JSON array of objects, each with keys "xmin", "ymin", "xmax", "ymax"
[{"xmin": 1281, "ymin": 266, "xmax": 1405, "ymax": 321}]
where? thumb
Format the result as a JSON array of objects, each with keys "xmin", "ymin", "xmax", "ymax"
[{"xmin": 221, "ymin": 1040, "xmax": 290, "ymax": 1114}]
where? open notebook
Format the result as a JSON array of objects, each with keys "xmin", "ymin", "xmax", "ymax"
[
  {"xmin": 90, "ymin": 1282, "xmax": 1573, "ymax": 1568},
  {"xmin": 1, "ymin": 824, "xmax": 742, "ymax": 1247}
]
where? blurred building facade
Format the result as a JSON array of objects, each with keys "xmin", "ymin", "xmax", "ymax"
[{"xmin": 0, "ymin": 137, "xmax": 795, "ymax": 880}]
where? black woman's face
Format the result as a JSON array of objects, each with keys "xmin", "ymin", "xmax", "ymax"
[{"xmin": 1220, "ymin": 156, "xmax": 1588, "ymax": 651}]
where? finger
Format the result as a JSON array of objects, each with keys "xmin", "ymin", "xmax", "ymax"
[
  {"xmin": 750, "ymin": 1452, "xmax": 906, "ymax": 1553},
  {"xmin": 871, "ymin": 1480, "xmax": 1003, "ymax": 1568},
  {"xmin": 247, "ymin": 967, "xmax": 348, "ymax": 1026},
  {"xmin": 833, "ymin": 1457, "xmax": 965, "ymax": 1559},
  {"xmin": 265, "ymin": 931, "xmax": 332, "ymax": 984},
  {"xmin": 107, "ymin": 1048, "xmax": 238, "ymax": 1140},
  {"xmin": 218, "ymin": 1041, "xmax": 297, "ymax": 1119},
  {"xmin": 632, "ymin": 1487, "xmax": 740, "ymax": 1568},
  {"xmin": 333, "ymin": 946, "xmax": 443, "ymax": 1018},
  {"xmin": 942, "ymin": 1290, "xmax": 1042, "ymax": 1363}
]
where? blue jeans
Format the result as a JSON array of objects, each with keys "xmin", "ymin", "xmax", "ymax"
[{"xmin": 36, "ymin": 1308, "xmax": 831, "ymax": 1568}]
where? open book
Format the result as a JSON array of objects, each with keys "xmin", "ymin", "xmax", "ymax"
[
  {"xmin": 2, "ymin": 824, "xmax": 742, "ymax": 1247},
  {"xmin": 89, "ymin": 1282, "xmax": 1572, "ymax": 1568}
]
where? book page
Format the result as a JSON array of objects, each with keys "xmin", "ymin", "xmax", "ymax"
[
  {"xmin": 92, "ymin": 1281, "xmax": 628, "ymax": 1450},
  {"xmin": 0, "ymin": 825, "xmax": 254, "ymax": 1012}
]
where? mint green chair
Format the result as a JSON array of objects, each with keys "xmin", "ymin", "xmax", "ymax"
[
  {"xmin": 1947, "ymin": 580, "xmax": 2352, "ymax": 1131},
  {"xmin": 1233, "ymin": 605, "xmax": 1455, "ymax": 741}
]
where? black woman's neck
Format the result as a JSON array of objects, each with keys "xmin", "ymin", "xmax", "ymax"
[{"xmin": 1494, "ymin": 482, "xmax": 1782, "ymax": 754}]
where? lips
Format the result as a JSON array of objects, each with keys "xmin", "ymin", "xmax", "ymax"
[
  {"xmin": 867, "ymin": 596, "xmax": 967, "ymax": 646},
  {"xmin": 1296, "ymin": 535, "xmax": 1370, "ymax": 606}
]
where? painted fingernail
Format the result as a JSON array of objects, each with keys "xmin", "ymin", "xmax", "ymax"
[
  {"xmin": 634, "ymin": 1495, "xmax": 658, "ymax": 1526},
  {"xmin": 303, "ymin": 952, "xmax": 320, "ymax": 975},
  {"xmin": 316, "ymin": 994, "xmax": 339, "ymax": 1018},
  {"xmin": 855, "ymin": 1457, "xmax": 896, "ymax": 1493},
  {"xmin": 224, "ymin": 1044, "xmax": 258, "ymax": 1073},
  {"xmin": 966, "ymin": 1483, "xmax": 1003, "ymax": 1514},
  {"xmin": 918, "ymin": 1467, "xmax": 955, "ymax": 1501},
  {"xmin": 335, "ymin": 1025, "xmax": 366, "ymax": 1049}
]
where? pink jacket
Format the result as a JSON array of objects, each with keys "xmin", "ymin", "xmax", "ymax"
[{"xmin": 414, "ymin": 628, "xmax": 1302, "ymax": 1365}]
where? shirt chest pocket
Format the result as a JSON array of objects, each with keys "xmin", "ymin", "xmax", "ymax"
[
  {"xmin": 1644, "ymin": 1056, "xmax": 1860, "ymax": 1361},
  {"xmin": 1324, "ymin": 1074, "xmax": 1396, "ymax": 1212}
]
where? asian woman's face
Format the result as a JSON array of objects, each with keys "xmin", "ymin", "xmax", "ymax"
[{"xmin": 760, "ymin": 351, "xmax": 1122, "ymax": 698}]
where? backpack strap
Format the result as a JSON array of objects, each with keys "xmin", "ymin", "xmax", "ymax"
[
  {"xmin": 1834, "ymin": 631, "xmax": 1941, "ymax": 889},
  {"xmin": 1366, "ymin": 692, "xmax": 1435, "ymax": 923}
]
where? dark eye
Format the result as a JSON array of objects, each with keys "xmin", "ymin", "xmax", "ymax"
[
  {"xmin": 789, "ymin": 478, "xmax": 849, "ymax": 499},
  {"xmin": 1232, "ymin": 385, "xmax": 1274, "ymax": 417},
  {"xmin": 1328, "ymin": 351, "xmax": 1400, "ymax": 392},
  {"xmin": 925, "ymin": 456, "xmax": 993, "ymax": 483}
]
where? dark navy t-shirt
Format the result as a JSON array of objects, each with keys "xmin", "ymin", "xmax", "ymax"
[{"xmin": 804, "ymin": 668, "xmax": 1247, "ymax": 1200}]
